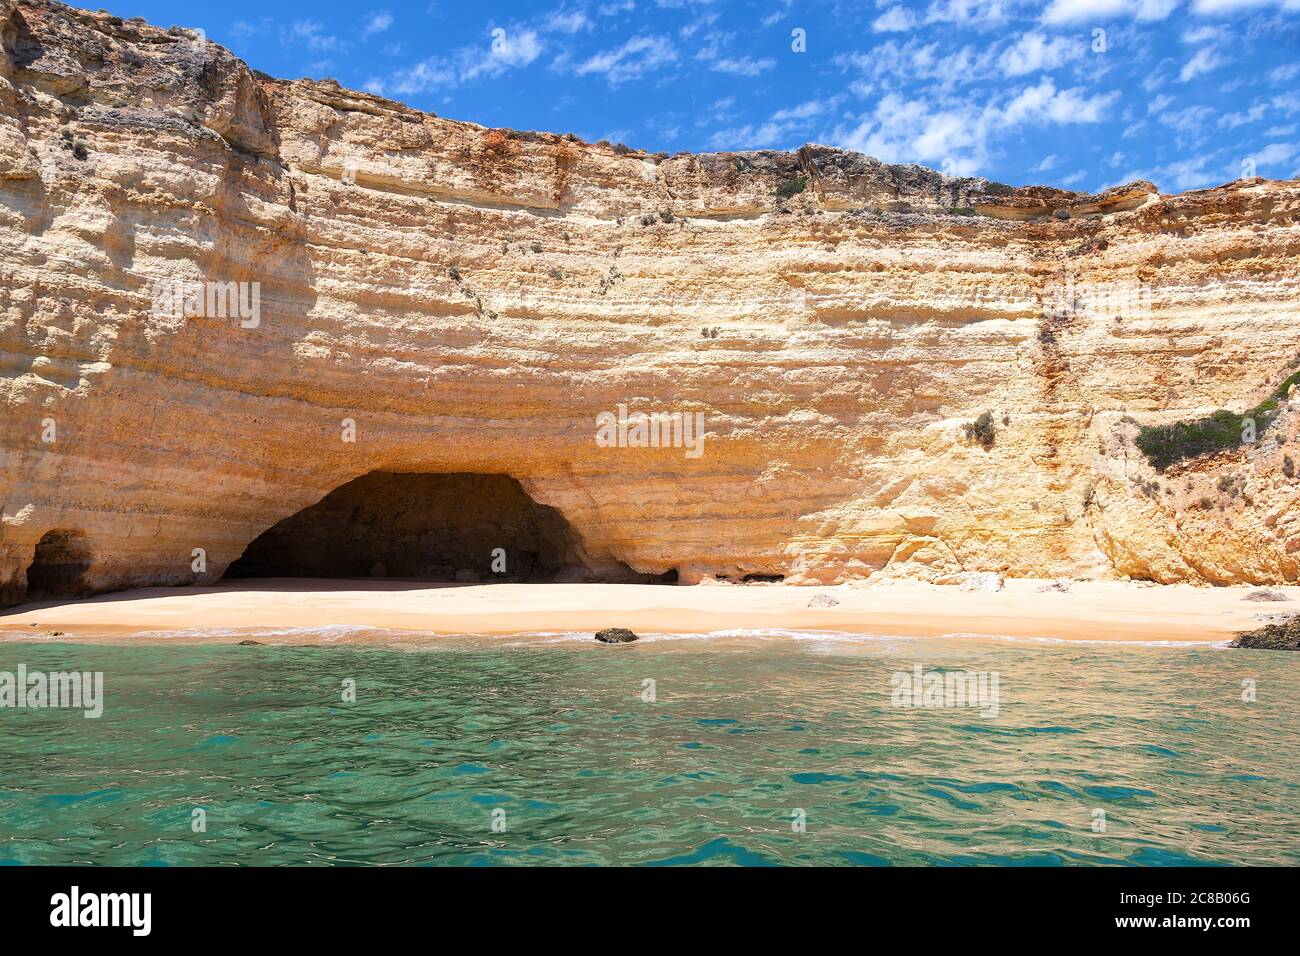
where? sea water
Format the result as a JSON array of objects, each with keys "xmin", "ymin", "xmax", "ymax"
[{"xmin": 0, "ymin": 633, "xmax": 1296, "ymax": 866}]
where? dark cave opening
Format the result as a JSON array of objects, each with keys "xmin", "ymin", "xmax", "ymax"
[
  {"xmin": 25, "ymin": 529, "xmax": 93, "ymax": 600},
  {"xmin": 224, "ymin": 471, "xmax": 675, "ymax": 584}
]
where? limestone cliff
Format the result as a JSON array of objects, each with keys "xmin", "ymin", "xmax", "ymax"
[{"xmin": 3, "ymin": 0, "xmax": 1300, "ymax": 604}]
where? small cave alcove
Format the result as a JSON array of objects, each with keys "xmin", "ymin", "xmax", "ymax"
[
  {"xmin": 224, "ymin": 471, "xmax": 675, "ymax": 584},
  {"xmin": 25, "ymin": 529, "xmax": 94, "ymax": 600}
]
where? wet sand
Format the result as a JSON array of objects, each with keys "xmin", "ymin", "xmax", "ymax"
[{"xmin": 0, "ymin": 577, "xmax": 1288, "ymax": 645}]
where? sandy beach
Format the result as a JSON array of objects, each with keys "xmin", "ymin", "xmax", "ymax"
[{"xmin": 0, "ymin": 577, "xmax": 1288, "ymax": 645}]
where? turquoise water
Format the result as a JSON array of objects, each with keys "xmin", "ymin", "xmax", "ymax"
[{"xmin": 1, "ymin": 634, "xmax": 1297, "ymax": 865}]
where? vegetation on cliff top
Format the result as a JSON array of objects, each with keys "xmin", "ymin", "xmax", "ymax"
[
  {"xmin": 1136, "ymin": 369, "xmax": 1300, "ymax": 471},
  {"xmin": 775, "ymin": 175, "xmax": 809, "ymax": 199}
]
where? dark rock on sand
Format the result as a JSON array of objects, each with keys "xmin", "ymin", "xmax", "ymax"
[
  {"xmin": 1230, "ymin": 618, "xmax": 1300, "ymax": 650},
  {"xmin": 237, "ymin": 639, "xmax": 265, "ymax": 646},
  {"xmin": 807, "ymin": 594, "xmax": 839, "ymax": 608},
  {"xmin": 1243, "ymin": 589, "xmax": 1289, "ymax": 602},
  {"xmin": 595, "ymin": 628, "xmax": 640, "ymax": 643}
]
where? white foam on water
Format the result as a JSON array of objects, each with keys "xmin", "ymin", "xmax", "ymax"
[
  {"xmin": 130, "ymin": 624, "xmax": 393, "ymax": 641},
  {"xmin": 14, "ymin": 624, "xmax": 1225, "ymax": 650},
  {"xmin": 499, "ymin": 628, "xmax": 1229, "ymax": 650},
  {"xmin": 502, "ymin": 628, "xmax": 926, "ymax": 647},
  {"xmin": 945, "ymin": 631, "xmax": 1230, "ymax": 649}
]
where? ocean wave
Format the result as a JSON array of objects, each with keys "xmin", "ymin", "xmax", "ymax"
[
  {"xmin": 5, "ymin": 624, "xmax": 1227, "ymax": 649},
  {"xmin": 502, "ymin": 628, "xmax": 1227, "ymax": 649},
  {"xmin": 129, "ymin": 624, "xmax": 396, "ymax": 642}
]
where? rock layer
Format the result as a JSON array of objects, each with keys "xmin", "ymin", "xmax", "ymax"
[{"xmin": 3, "ymin": 0, "xmax": 1300, "ymax": 605}]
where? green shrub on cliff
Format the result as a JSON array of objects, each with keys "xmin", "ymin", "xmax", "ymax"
[
  {"xmin": 1136, "ymin": 369, "xmax": 1300, "ymax": 471},
  {"xmin": 963, "ymin": 411, "xmax": 996, "ymax": 450},
  {"xmin": 775, "ymin": 175, "xmax": 808, "ymax": 199}
]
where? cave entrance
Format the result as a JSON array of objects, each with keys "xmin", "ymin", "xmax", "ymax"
[
  {"xmin": 25, "ymin": 529, "xmax": 93, "ymax": 600},
  {"xmin": 224, "ymin": 472, "xmax": 672, "ymax": 584}
]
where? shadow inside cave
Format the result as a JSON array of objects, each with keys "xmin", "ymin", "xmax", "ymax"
[
  {"xmin": 24, "ymin": 528, "xmax": 94, "ymax": 601},
  {"xmin": 224, "ymin": 471, "xmax": 675, "ymax": 585}
]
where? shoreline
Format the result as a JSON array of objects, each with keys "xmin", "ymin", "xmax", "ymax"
[{"xmin": 0, "ymin": 577, "xmax": 1288, "ymax": 646}]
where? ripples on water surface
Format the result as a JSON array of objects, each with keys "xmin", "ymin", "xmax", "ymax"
[{"xmin": 1, "ymin": 634, "xmax": 1297, "ymax": 866}]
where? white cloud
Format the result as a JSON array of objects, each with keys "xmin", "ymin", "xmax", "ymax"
[
  {"xmin": 1181, "ymin": 25, "xmax": 1226, "ymax": 42},
  {"xmin": 772, "ymin": 99, "xmax": 832, "ymax": 122},
  {"xmin": 679, "ymin": 13, "xmax": 721, "ymax": 38},
  {"xmin": 999, "ymin": 33, "xmax": 1082, "ymax": 77},
  {"xmin": 1042, "ymin": 0, "xmax": 1179, "ymax": 24},
  {"xmin": 363, "ymin": 11, "xmax": 393, "ymax": 36},
  {"xmin": 1158, "ymin": 103, "xmax": 1216, "ymax": 133},
  {"xmin": 544, "ymin": 8, "xmax": 594, "ymax": 33},
  {"xmin": 1148, "ymin": 94, "xmax": 1175, "ymax": 114},
  {"xmin": 873, "ymin": 6, "xmax": 917, "ymax": 32},
  {"xmin": 1218, "ymin": 102, "xmax": 1269, "ymax": 128},
  {"xmin": 287, "ymin": 20, "xmax": 341, "ymax": 52},
  {"xmin": 382, "ymin": 59, "xmax": 458, "ymax": 96},
  {"xmin": 575, "ymin": 35, "xmax": 678, "ymax": 84},
  {"xmin": 709, "ymin": 56, "xmax": 777, "ymax": 76},
  {"xmin": 1191, "ymin": 0, "xmax": 1300, "ymax": 13},
  {"xmin": 998, "ymin": 78, "xmax": 1117, "ymax": 124},
  {"xmin": 708, "ymin": 98, "xmax": 836, "ymax": 150},
  {"xmin": 1270, "ymin": 63, "xmax": 1300, "ymax": 84},
  {"xmin": 829, "ymin": 78, "xmax": 1117, "ymax": 175},
  {"xmin": 835, "ymin": 38, "xmax": 999, "ymax": 90},
  {"xmin": 1161, "ymin": 155, "xmax": 1219, "ymax": 189},
  {"xmin": 230, "ymin": 21, "xmax": 264, "ymax": 41},
  {"xmin": 462, "ymin": 30, "xmax": 543, "ymax": 81},
  {"xmin": 1251, "ymin": 142, "xmax": 1297, "ymax": 167},
  {"xmin": 368, "ymin": 25, "xmax": 544, "ymax": 95},
  {"xmin": 923, "ymin": 0, "xmax": 1018, "ymax": 27},
  {"xmin": 1036, "ymin": 153, "xmax": 1059, "ymax": 171},
  {"xmin": 1180, "ymin": 47, "xmax": 1225, "ymax": 81}
]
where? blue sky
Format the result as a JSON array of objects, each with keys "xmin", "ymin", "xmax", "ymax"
[{"xmin": 98, "ymin": 0, "xmax": 1300, "ymax": 193}]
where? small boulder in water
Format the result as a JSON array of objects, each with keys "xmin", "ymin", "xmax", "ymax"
[
  {"xmin": 1231, "ymin": 618, "xmax": 1300, "ymax": 650},
  {"xmin": 595, "ymin": 627, "xmax": 640, "ymax": 644},
  {"xmin": 237, "ymin": 639, "xmax": 264, "ymax": 646},
  {"xmin": 1243, "ymin": 589, "xmax": 1289, "ymax": 602},
  {"xmin": 807, "ymin": 594, "xmax": 839, "ymax": 608}
]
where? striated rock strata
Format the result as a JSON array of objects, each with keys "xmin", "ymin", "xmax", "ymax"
[{"xmin": 3, "ymin": 0, "xmax": 1300, "ymax": 605}]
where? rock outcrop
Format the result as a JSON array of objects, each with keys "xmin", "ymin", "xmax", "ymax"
[
  {"xmin": 1230, "ymin": 619, "xmax": 1300, "ymax": 650},
  {"xmin": 3, "ymin": 0, "xmax": 1300, "ymax": 605}
]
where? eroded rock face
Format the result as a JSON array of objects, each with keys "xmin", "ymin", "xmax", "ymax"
[{"xmin": 3, "ymin": 0, "xmax": 1300, "ymax": 605}]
